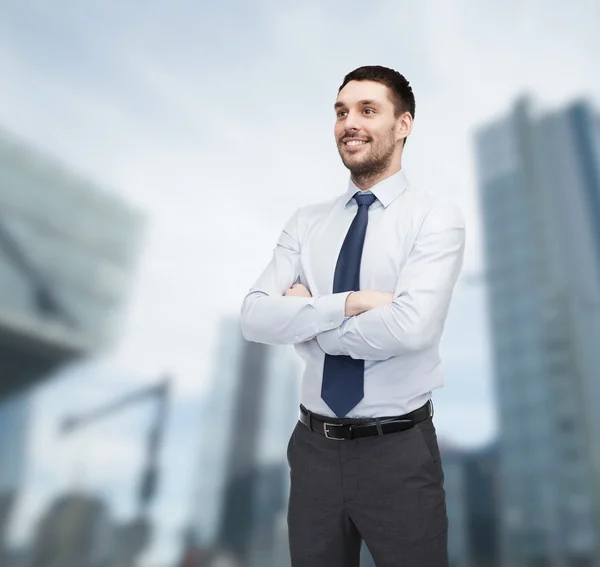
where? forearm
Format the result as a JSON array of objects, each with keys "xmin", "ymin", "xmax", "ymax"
[
  {"xmin": 240, "ymin": 290, "xmax": 352, "ymax": 345},
  {"xmin": 241, "ymin": 207, "xmax": 355, "ymax": 345},
  {"xmin": 316, "ymin": 290, "xmax": 452, "ymax": 360},
  {"xmin": 317, "ymin": 201, "xmax": 466, "ymax": 359}
]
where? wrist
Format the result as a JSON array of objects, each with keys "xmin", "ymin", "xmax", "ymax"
[{"xmin": 344, "ymin": 291, "xmax": 364, "ymax": 317}]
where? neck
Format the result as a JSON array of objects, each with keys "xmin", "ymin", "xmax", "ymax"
[{"xmin": 351, "ymin": 161, "xmax": 402, "ymax": 191}]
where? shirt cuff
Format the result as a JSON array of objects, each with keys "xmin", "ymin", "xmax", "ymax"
[
  {"xmin": 316, "ymin": 326, "xmax": 346, "ymax": 355},
  {"xmin": 312, "ymin": 291, "xmax": 352, "ymax": 332}
]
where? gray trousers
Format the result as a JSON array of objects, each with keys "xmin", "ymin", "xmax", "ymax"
[{"xmin": 286, "ymin": 414, "xmax": 449, "ymax": 567}]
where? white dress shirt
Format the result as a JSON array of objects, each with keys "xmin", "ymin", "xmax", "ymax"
[{"xmin": 240, "ymin": 169, "xmax": 466, "ymax": 418}]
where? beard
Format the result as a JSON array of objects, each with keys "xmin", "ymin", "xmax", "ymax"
[{"xmin": 337, "ymin": 129, "xmax": 396, "ymax": 181}]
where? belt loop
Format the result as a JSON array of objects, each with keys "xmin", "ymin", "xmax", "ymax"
[
  {"xmin": 429, "ymin": 400, "xmax": 434, "ymax": 418},
  {"xmin": 307, "ymin": 409, "xmax": 313, "ymax": 432},
  {"xmin": 375, "ymin": 418, "xmax": 383, "ymax": 436}
]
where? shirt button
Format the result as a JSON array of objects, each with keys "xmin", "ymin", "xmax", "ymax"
[{"xmin": 329, "ymin": 320, "xmax": 333, "ymax": 325}]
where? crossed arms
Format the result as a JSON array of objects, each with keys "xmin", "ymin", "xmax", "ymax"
[{"xmin": 240, "ymin": 201, "xmax": 466, "ymax": 361}]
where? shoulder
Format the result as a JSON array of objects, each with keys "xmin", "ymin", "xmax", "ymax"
[
  {"xmin": 278, "ymin": 193, "xmax": 341, "ymax": 242},
  {"xmin": 291, "ymin": 193, "xmax": 344, "ymax": 237},
  {"xmin": 297, "ymin": 194, "xmax": 341, "ymax": 221},
  {"xmin": 403, "ymin": 185, "xmax": 466, "ymax": 231}
]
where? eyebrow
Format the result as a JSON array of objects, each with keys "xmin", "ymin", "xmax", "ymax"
[{"xmin": 334, "ymin": 99, "xmax": 379, "ymax": 109}]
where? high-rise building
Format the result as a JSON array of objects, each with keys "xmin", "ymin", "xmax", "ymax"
[
  {"xmin": 441, "ymin": 444, "xmax": 471, "ymax": 567},
  {"xmin": 0, "ymin": 393, "xmax": 29, "ymax": 495},
  {"xmin": 217, "ymin": 338, "xmax": 271, "ymax": 559},
  {"xmin": 0, "ymin": 393, "xmax": 30, "ymax": 559},
  {"xmin": 474, "ymin": 97, "xmax": 600, "ymax": 566},
  {"xmin": 463, "ymin": 444, "xmax": 500, "ymax": 567},
  {"xmin": 0, "ymin": 127, "xmax": 145, "ymax": 565},
  {"xmin": 26, "ymin": 492, "xmax": 114, "ymax": 567},
  {"xmin": 441, "ymin": 442, "xmax": 500, "ymax": 567},
  {"xmin": 359, "ymin": 543, "xmax": 377, "ymax": 567},
  {"xmin": 270, "ymin": 511, "xmax": 291, "ymax": 567},
  {"xmin": 0, "ymin": 128, "xmax": 146, "ymax": 400},
  {"xmin": 192, "ymin": 318, "xmax": 249, "ymax": 549},
  {"xmin": 190, "ymin": 317, "xmax": 300, "ymax": 565}
]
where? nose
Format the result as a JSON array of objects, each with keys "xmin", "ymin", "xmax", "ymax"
[{"xmin": 344, "ymin": 110, "xmax": 361, "ymax": 131}]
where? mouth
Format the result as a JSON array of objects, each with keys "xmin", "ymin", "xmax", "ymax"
[{"xmin": 342, "ymin": 138, "xmax": 369, "ymax": 151}]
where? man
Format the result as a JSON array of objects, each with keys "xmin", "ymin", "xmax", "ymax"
[{"xmin": 240, "ymin": 65, "xmax": 465, "ymax": 567}]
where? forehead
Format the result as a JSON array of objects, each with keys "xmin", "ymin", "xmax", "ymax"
[{"xmin": 335, "ymin": 80, "xmax": 392, "ymax": 107}]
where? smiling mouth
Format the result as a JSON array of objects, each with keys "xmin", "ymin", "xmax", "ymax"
[{"xmin": 343, "ymin": 139, "xmax": 369, "ymax": 149}]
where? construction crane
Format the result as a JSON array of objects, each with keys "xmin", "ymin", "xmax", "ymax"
[{"xmin": 59, "ymin": 375, "xmax": 172, "ymax": 567}]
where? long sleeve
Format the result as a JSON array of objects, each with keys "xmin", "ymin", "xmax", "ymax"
[
  {"xmin": 316, "ymin": 201, "xmax": 466, "ymax": 360},
  {"xmin": 241, "ymin": 209, "xmax": 352, "ymax": 345}
]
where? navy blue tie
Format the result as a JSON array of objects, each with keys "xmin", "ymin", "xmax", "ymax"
[{"xmin": 321, "ymin": 192, "xmax": 377, "ymax": 417}]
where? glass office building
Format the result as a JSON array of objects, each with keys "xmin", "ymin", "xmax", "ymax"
[
  {"xmin": 0, "ymin": 394, "xmax": 29, "ymax": 493},
  {"xmin": 191, "ymin": 316, "xmax": 300, "ymax": 566},
  {"xmin": 0, "ymin": 393, "xmax": 30, "ymax": 554},
  {"xmin": 0, "ymin": 128, "xmax": 146, "ymax": 399},
  {"xmin": 474, "ymin": 98, "xmax": 600, "ymax": 566},
  {"xmin": 0, "ymin": 126, "xmax": 146, "ymax": 560}
]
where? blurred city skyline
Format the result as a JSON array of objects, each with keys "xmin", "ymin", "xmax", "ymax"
[{"xmin": 1, "ymin": 1, "xmax": 600, "ymax": 565}]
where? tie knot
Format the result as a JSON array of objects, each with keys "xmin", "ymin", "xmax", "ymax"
[{"xmin": 354, "ymin": 192, "xmax": 377, "ymax": 209}]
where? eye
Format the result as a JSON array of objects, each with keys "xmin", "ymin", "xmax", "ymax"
[
  {"xmin": 336, "ymin": 110, "xmax": 348, "ymax": 118},
  {"xmin": 363, "ymin": 108, "xmax": 375, "ymax": 115}
]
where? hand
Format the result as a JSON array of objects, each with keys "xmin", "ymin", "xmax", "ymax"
[
  {"xmin": 285, "ymin": 283, "xmax": 312, "ymax": 298},
  {"xmin": 345, "ymin": 290, "xmax": 394, "ymax": 317}
]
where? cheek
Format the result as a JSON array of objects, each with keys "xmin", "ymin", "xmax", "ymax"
[{"xmin": 371, "ymin": 130, "xmax": 390, "ymax": 147}]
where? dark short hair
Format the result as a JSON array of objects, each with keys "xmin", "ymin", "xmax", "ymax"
[{"xmin": 338, "ymin": 65, "xmax": 415, "ymax": 145}]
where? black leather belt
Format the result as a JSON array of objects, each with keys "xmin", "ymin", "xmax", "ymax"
[{"xmin": 298, "ymin": 400, "xmax": 433, "ymax": 440}]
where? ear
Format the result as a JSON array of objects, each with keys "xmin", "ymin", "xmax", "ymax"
[{"xmin": 395, "ymin": 112, "xmax": 413, "ymax": 144}]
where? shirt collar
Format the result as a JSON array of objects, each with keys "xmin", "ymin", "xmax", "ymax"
[{"xmin": 342, "ymin": 168, "xmax": 409, "ymax": 208}]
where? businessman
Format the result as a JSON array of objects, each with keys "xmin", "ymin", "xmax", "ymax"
[{"xmin": 240, "ymin": 65, "xmax": 466, "ymax": 567}]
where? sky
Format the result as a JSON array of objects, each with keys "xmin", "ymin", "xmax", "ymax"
[{"xmin": 1, "ymin": 0, "xmax": 600, "ymax": 564}]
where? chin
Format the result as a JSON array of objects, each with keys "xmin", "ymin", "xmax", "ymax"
[{"xmin": 344, "ymin": 155, "xmax": 368, "ymax": 167}]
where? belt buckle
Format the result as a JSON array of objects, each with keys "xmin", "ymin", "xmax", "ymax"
[{"xmin": 324, "ymin": 422, "xmax": 346, "ymax": 440}]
